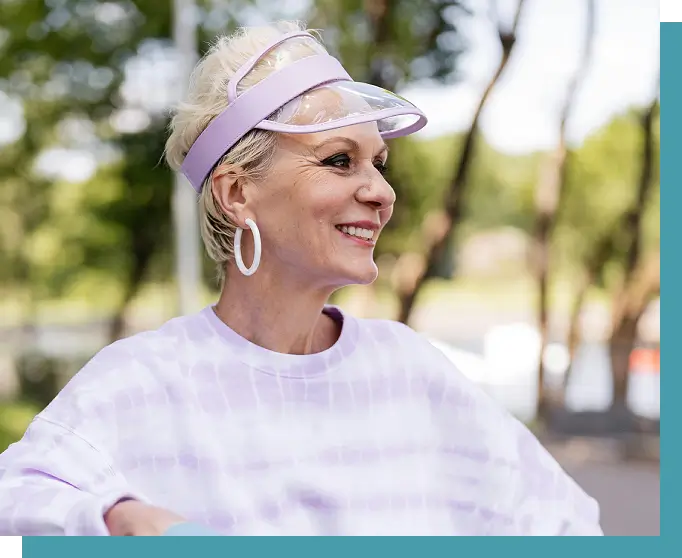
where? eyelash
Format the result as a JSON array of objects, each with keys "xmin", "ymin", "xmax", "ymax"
[{"xmin": 322, "ymin": 153, "xmax": 389, "ymax": 176}]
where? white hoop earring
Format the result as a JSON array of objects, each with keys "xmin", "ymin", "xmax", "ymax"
[{"xmin": 234, "ymin": 218, "xmax": 261, "ymax": 276}]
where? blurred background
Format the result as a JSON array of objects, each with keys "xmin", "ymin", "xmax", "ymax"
[{"xmin": 0, "ymin": 0, "xmax": 659, "ymax": 536}]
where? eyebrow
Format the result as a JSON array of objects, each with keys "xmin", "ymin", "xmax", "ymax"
[{"xmin": 312, "ymin": 136, "xmax": 389, "ymax": 156}]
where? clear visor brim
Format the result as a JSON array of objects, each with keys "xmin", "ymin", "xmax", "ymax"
[{"xmin": 255, "ymin": 80, "xmax": 425, "ymax": 137}]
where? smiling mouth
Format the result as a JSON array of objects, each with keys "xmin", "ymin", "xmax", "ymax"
[{"xmin": 335, "ymin": 225, "xmax": 376, "ymax": 243}]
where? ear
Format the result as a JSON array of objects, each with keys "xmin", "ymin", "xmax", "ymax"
[{"xmin": 211, "ymin": 166, "xmax": 254, "ymax": 227}]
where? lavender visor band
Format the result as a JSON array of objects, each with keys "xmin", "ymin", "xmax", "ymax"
[{"xmin": 180, "ymin": 55, "xmax": 351, "ymax": 192}]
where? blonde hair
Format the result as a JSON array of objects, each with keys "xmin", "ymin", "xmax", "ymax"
[{"xmin": 165, "ymin": 21, "xmax": 326, "ymax": 285}]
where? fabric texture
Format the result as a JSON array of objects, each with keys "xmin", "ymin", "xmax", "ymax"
[{"xmin": 0, "ymin": 306, "xmax": 602, "ymax": 536}]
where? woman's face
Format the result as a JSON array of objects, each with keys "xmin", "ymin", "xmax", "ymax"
[{"xmin": 245, "ymin": 122, "xmax": 395, "ymax": 289}]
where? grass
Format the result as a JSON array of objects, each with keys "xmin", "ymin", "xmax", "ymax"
[
  {"xmin": 0, "ymin": 272, "xmax": 612, "ymax": 330},
  {"xmin": 0, "ymin": 283, "xmax": 217, "ymax": 329},
  {"xmin": 335, "ymin": 272, "xmax": 611, "ymax": 320}
]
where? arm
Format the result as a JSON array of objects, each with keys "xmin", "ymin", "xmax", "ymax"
[
  {"xmin": 410, "ymin": 326, "xmax": 603, "ymax": 536},
  {"xmin": 0, "ymin": 415, "xmax": 145, "ymax": 535},
  {"xmin": 509, "ymin": 418, "xmax": 604, "ymax": 536},
  {"xmin": 0, "ymin": 337, "xmax": 193, "ymax": 536}
]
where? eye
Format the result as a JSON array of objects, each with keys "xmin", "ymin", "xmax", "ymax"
[
  {"xmin": 374, "ymin": 161, "xmax": 388, "ymax": 175},
  {"xmin": 322, "ymin": 153, "xmax": 351, "ymax": 169}
]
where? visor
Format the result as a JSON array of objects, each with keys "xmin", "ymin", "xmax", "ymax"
[{"xmin": 181, "ymin": 31, "xmax": 427, "ymax": 192}]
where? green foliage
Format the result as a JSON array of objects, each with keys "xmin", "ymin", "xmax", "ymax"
[
  {"xmin": 308, "ymin": 0, "xmax": 468, "ymax": 89},
  {"xmin": 556, "ymin": 106, "xmax": 660, "ymax": 283},
  {"xmin": 0, "ymin": 0, "xmax": 174, "ymax": 308},
  {"xmin": 376, "ymin": 133, "xmax": 542, "ymax": 256},
  {"xmin": 370, "ymin": 105, "xmax": 660, "ymax": 289}
]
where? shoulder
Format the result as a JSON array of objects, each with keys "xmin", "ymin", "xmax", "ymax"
[
  {"xmin": 346, "ymin": 313, "xmax": 475, "ymax": 383},
  {"xmin": 38, "ymin": 308, "xmax": 216, "ymax": 428},
  {"xmin": 342, "ymin": 312, "xmax": 492, "ymax": 411},
  {"xmin": 79, "ymin": 309, "xmax": 209, "ymax": 383},
  {"xmin": 345, "ymin": 312, "xmax": 442, "ymax": 354},
  {"xmin": 340, "ymin": 314, "xmax": 601, "ymax": 533}
]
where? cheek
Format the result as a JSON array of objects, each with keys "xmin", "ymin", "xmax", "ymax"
[
  {"xmin": 380, "ymin": 205, "xmax": 394, "ymax": 226},
  {"xmin": 259, "ymin": 182, "xmax": 333, "ymax": 250},
  {"xmin": 295, "ymin": 175, "xmax": 349, "ymax": 224},
  {"xmin": 260, "ymin": 167, "xmax": 350, "ymax": 244}
]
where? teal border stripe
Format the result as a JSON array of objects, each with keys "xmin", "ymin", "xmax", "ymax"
[
  {"xmin": 660, "ymin": 21, "xmax": 675, "ymax": 541},
  {"xmin": 19, "ymin": 534, "xmax": 658, "ymax": 555}
]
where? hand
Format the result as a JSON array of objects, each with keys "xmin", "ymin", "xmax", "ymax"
[{"xmin": 104, "ymin": 499, "xmax": 185, "ymax": 536}]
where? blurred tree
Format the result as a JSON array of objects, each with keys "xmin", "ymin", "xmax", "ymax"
[
  {"xmin": 557, "ymin": 112, "xmax": 652, "ymax": 270},
  {"xmin": 607, "ymin": 87, "xmax": 660, "ymax": 414},
  {"xmin": 563, "ymin": 232, "xmax": 616, "ymax": 394},
  {"xmin": 0, "ymin": 72, "xmax": 59, "ymax": 353},
  {"xmin": 309, "ymin": 0, "xmax": 468, "ymax": 90},
  {"xmin": 555, "ymin": 95, "xmax": 659, "ymax": 419},
  {"xmin": 0, "ymin": 0, "xmax": 260, "ymax": 341},
  {"xmin": 533, "ymin": 0, "xmax": 596, "ymax": 420},
  {"xmin": 0, "ymin": 0, "xmax": 177, "ymax": 343},
  {"xmin": 395, "ymin": 0, "xmax": 527, "ymax": 324}
]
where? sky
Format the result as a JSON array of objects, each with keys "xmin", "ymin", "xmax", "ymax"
[
  {"xmin": 0, "ymin": 0, "xmax": 661, "ymax": 181},
  {"xmin": 403, "ymin": 0, "xmax": 660, "ymax": 153}
]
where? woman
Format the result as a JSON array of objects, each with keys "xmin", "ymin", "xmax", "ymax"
[{"xmin": 0, "ymin": 21, "xmax": 602, "ymax": 536}]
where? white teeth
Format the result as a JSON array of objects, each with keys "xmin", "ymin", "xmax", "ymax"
[{"xmin": 337, "ymin": 225, "xmax": 375, "ymax": 241}]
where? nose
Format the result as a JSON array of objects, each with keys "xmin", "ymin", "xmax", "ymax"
[{"xmin": 355, "ymin": 169, "xmax": 396, "ymax": 210}]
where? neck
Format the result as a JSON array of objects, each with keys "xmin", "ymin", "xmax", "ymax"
[{"xmin": 214, "ymin": 267, "xmax": 340, "ymax": 355}]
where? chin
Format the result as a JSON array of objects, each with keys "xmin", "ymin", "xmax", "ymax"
[{"xmin": 341, "ymin": 262, "xmax": 379, "ymax": 286}]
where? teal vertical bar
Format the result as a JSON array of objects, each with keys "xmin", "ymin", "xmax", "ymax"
[{"xmin": 660, "ymin": 21, "xmax": 677, "ymax": 541}]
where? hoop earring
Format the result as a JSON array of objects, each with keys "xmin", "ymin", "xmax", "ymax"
[{"xmin": 234, "ymin": 218, "xmax": 261, "ymax": 276}]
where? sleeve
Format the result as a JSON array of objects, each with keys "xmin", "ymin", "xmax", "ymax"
[
  {"xmin": 508, "ymin": 416, "xmax": 604, "ymax": 536},
  {"xmin": 410, "ymin": 325, "xmax": 604, "ymax": 536},
  {"xmin": 0, "ymin": 415, "xmax": 147, "ymax": 536}
]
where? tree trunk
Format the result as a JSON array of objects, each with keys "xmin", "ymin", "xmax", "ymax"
[
  {"xmin": 364, "ymin": 0, "xmax": 395, "ymax": 90},
  {"xmin": 107, "ymin": 239, "xmax": 155, "ymax": 343},
  {"xmin": 608, "ymin": 82, "xmax": 659, "ymax": 411},
  {"xmin": 564, "ymin": 275, "xmax": 589, "ymax": 392},
  {"xmin": 610, "ymin": 316, "xmax": 638, "ymax": 409},
  {"xmin": 609, "ymin": 284, "xmax": 658, "ymax": 413},
  {"xmin": 609, "ymin": 251, "xmax": 660, "ymax": 412},
  {"xmin": 534, "ymin": 0, "xmax": 595, "ymax": 420},
  {"xmin": 397, "ymin": 0, "xmax": 527, "ymax": 325},
  {"xmin": 563, "ymin": 229, "xmax": 619, "ymax": 397}
]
